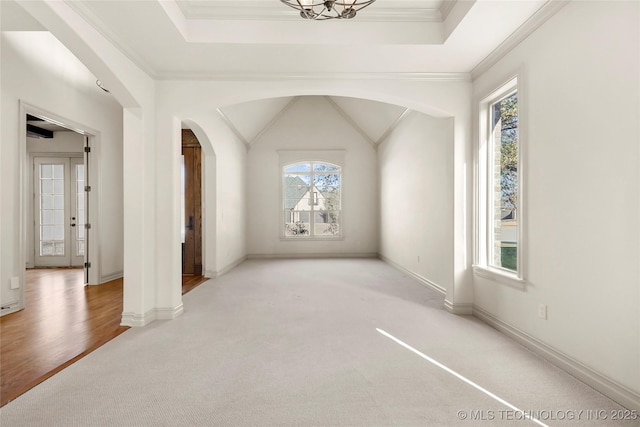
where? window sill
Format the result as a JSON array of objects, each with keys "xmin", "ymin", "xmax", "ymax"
[{"xmin": 473, "ymin": 265, "xmax": 526, "ymax": 290}]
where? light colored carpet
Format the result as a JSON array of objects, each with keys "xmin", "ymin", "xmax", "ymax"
[{"xmin": 0, "ymin": 258, "xmax": 635, "ymax": 426}]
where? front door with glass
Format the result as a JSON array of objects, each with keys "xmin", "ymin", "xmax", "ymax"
[{"xmin": 33, "ymin": 156, "xmax": 85, "ymax": 267}]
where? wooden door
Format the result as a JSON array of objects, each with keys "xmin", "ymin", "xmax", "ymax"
[{"xmin": 181, "ymin": 130, "xmax": 202, "ymax": 275}]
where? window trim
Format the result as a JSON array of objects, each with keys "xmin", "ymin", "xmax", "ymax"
[
  {"xmin": 280, "ymin": 160, "xmax": 343, "ymax": 240},
  {"xmin": 474, "ymin": 75, "xmax": 526, "ymax": 285}
]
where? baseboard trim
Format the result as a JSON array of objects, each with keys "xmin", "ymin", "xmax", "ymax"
[
  {"xmin": 121, "ymin": 303, "xmax": 184, "ymax": 327},
  {"xmin": 378, "ymin": 254, "xmax": 446, "ymax": 296},
  {"xmin": 0, "ymin": 300, "xmax": 22, "ymax": 317},
  {"xmin": 473, "ymin": 305, "xmax": 640, "ymax": 411},
  {"xmin": 121, "ymin": 309, "xmax": 156, "ymax": 327},
  {"xmin": 247, "ymin": 252, "xmax": 378, "ymax": 260},
  {"xmin": 444, "ymin": 299, "xmax": 473, "ymax": 315},
  {"xmin": 155, "ymin": 303, "xmax": 184, "ymax": 320},
  {"xmin": 215, "ymin": 255, "xmax": 248, "ymax": 278},
  {"xmin": 100, "ymin": 270, "xmax": 123, "ymax": 283}
]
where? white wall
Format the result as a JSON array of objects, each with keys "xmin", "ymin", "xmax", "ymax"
[
  {"xmin": 247, "ymin": 96, "xmax": 378, "ymax": 257},
  {"xmin": 473, "ymin": 0, "xmax": 640, "ymax": 402},
  {"xmin": 1, "ymin": 31, "xmax": 123, "ymax": 313},
  {"xmin": 378, "ymin": 112, "xmax": 454, "ymax": 293}
]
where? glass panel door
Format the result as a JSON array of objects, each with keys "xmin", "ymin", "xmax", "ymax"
[
  {"xmin": 33, "ymin": 156, "xmax": 84, "ymax": 267},
  {"xmin": 34, "ymin": 157, "xmax": 70, "ymax": 267},
  {"xmin": 71, "ymin": 158, "xmax": 85, "ymax": 267}
]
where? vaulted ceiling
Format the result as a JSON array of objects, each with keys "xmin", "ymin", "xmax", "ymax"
[
  {"xmin": 217, "ymin": 96, "xmax": 409, "ymax": 147},
  {"xmin": 2, "ymin": 0, "xmax": 552, "ymax": 143}
]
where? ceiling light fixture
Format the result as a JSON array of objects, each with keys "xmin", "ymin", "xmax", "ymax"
[{"xmin": 281, "ymin": 0, "xmax": 376, "ymax": 20}]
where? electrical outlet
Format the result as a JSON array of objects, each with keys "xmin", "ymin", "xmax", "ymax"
[
  {"xmin": 10, "ymin": 277, "xmax": 19, "ymax": 290},
  {"xmin": 538, "ymin": 304, "xmax": 547, "ymax": 320}
]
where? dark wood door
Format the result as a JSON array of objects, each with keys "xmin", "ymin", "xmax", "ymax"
[{"xmin": 182, "ymin": 130, "xmax": 202, "ymax": 275}]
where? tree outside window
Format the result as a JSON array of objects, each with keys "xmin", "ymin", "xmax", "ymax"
[{"xmin": 283, "ymin": 162, "xmax": 341, "ymax": 238}]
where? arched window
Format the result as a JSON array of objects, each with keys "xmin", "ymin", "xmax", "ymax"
[{"xmin": 282, "ymin": 162, "xmax": 341, "ymax": 238}]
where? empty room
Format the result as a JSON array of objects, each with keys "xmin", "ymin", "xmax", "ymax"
[{"xmin": 1, "ymin": 1, "xmax": 639, "ymax": 425}]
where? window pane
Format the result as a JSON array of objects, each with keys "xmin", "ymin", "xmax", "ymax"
[
  {"xmin": 53, "ymin": 179, "xmax": 64, "ymax": 194},
  {"xmin": 314, "ymin": 173, "xmax": 340, "ymax": 211},
  {"xmin": 53, "ymin": 210, "xmax": 64, "ymax": 225},
  {"xmin": 314, "ymin": 211, "xmax": 340, "ymax": 236},
  {"xmin": 42, "ymin": 225, "xmax": 53, "ymax": 240},
  {"xmin": 54, "ymin": 242, "xmax": 65, "ymax": 255},
  {"xmin": 490, "ymin": 92, "xmax": 518, "ymax": 272},
  {"xmin": 284, "ymin": 163, "xmax": 311, "ymax": 173},
  {"xmin": 53, "ymin": 225, "xmax": 64, "ymax": 240},
  {"xmin": 41, "ymin": 179, "xmax": 53, "ymax": 194},
  {"xmin": 313, "ymin": 163, "xmax": 339, "ymax": 172},
  {"xmin": 41, "ymin": 210, "xmax": 53, "ymax": 225},
  {"xmin": 41, "ymin": 195, "xmax": 53, "ymax": 209},
  {"xmin": 54, "ymin": 195, "xmax": 64, "ymax": 209},
  {"xmin": 75, "ymin": 163, "xmax": 85, "ymax": 257},
  {"xmin": 284, "ymin": 174, "xmax": 311, "ymax": 211},
  {"xmin": 282, "ymin": 162, "xmax": 341, "ymax": 238},
  {"xmin": 41, "ymin": 242, "xmax": 53, "ymax": 256},
  {"xmin": 40, "ymin": 165, "xmax": 52, "ymax": 179},
  {"xmin": 53, "ymin": 164, "xmax": 63, "ymax": 179},
  {"xmin": 284, "ymin": 211, "xmax": 310, "ymax": 236}
]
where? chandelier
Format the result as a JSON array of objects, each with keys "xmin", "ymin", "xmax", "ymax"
[{"xmin": 281, "ymin": 0, "xmax": 377, "ymax": 20}]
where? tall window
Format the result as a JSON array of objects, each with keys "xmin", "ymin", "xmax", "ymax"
[
  {"xmin": 477, "ymin": 77, "xmax": 522, "ymax": 277},
  {"xmin": 282, "ymin": 162, "xmax": 341, "ymax": 238}
]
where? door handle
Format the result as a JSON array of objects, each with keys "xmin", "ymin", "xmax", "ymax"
[{"xmin": 187, "ymin": 216, "xmax": 194, "ymax": 230}]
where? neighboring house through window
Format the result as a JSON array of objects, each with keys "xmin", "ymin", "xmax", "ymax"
[
  {"xmin": 282, "ymin": 161, "xmax": 341, "ymax": 238},
  {"xmin": 476, "ymin": 76, "xmax": 523, "ymax": 281}
]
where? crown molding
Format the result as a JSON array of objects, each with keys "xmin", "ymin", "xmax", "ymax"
[
  {"xmin": 438, "ymin": 0, "xmax": 457, "ymax": 21},
  {"xmin": 176, "ymin": 1, "xmax": 443, "ymax": 22},
  {"xmin": 471, "ymin": 0, "xmax": 569, "ymax": 81},
  {"xmin": 156, "ymin": 71, "xmax": 472, "ymax": 82}
]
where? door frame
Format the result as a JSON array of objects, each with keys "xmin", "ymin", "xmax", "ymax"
[
  {"xmin": 181, "ymin": 130, "xmax": 203, "ymax": 275},
  {"xmin": 18, "ymin": 102, "xmax": 103, "ymax": 310}
]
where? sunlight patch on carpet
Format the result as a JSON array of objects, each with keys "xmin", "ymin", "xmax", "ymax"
[{"xmin": 376, "ymin": 328, "xmax": 549, "ymax": 427}]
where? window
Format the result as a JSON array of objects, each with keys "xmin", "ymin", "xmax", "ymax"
[
  {"xmin": 282, "ymin": 162, "xmax": 341, "ymax": 238},
  {"xmin": 477, "ymin": 77, "xmax": 522, "ymax": 279}
]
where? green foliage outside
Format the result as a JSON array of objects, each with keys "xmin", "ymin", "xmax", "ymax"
[
  {"xmin": 501, "ymin": 247, "xmax": 517, "ymax": 271},
  {"xmin": 496, "ymin": 93, "xmax": 518, "ymax": 210}
]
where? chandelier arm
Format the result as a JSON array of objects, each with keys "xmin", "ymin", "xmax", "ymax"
[{"xmin": 281, "ymin": 0, "xmax": 376, "ymax": 20}]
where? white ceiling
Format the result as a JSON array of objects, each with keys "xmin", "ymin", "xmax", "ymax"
[
  {"xmin": 3, "ymin": 0, "xmax": 552, "ymax": 146},
  {"xmin": 58, "ymin": 0, "xmax": 547, "ymax": 79},
  {"xmin": 217, "ymin": 96, "xmax": 409, "ymax": 147}
]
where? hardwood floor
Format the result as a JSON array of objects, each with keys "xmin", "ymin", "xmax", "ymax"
[{"xmin": 0, "ymin": 269, "xmax": 208, "ymax": 407}]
